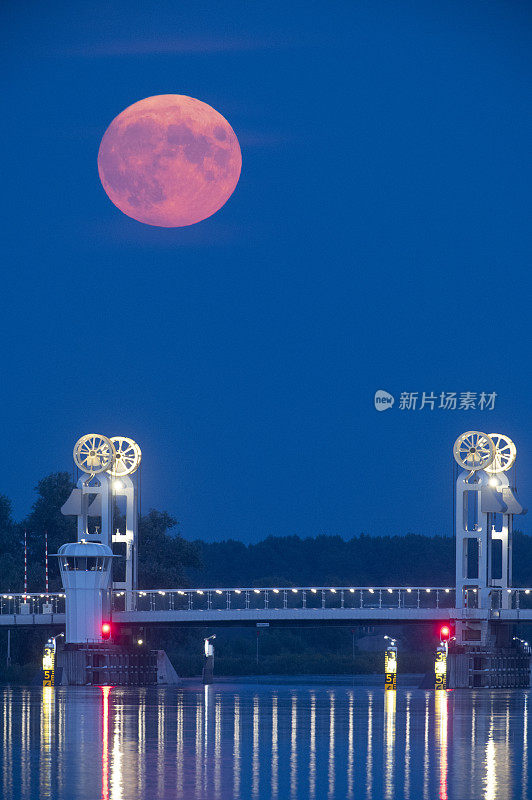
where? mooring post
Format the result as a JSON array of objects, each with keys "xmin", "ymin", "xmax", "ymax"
[
  {"xmin": 384, "ymin": 636, "xmax": 397, "ymax": 690},
  {"xmin": 42, "ymin": 638, "xmax": 55, "ymax": 687},
  {"xmin": 435, "ymin": 643, "xmax": 447, "ymax": 690}
]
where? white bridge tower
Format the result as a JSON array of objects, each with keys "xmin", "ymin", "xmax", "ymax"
[
  {"xmin": 453, "ymin": 431, "xmax": 526, "ymax": 645},
  {"xmin": 59, "ymin": 434, "xmax": 142, "ymax": 642}
]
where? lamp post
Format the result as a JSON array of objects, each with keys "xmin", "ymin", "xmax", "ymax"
[{"xmin": 203, "ymin": 635, "xmax": 216, "ymax": 685}]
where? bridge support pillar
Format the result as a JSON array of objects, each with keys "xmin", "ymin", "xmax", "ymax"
[
  {"xmin": 447, "ymin": 630, "xmax": 531, "ymax": 688},
  {"xmin": 450, "ymin": 435, "xmax": 529, "ymax": 687}
]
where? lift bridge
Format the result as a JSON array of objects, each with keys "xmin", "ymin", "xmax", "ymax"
[
  {"xmin": 0, "ymin": 431, "xmax": 529, "ymax": 633},
  {"xmin": 1, "ymin": 432, "xmax": 530, "ymax": 687}
]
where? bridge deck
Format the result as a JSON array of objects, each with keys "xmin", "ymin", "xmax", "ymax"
[
  {"xmin": 2, "ymin": 608, "xmax": 532, "ymax": 627},
  {"xmin": 1, "ymin": 586, "xmax": 532, "ymax": 626}
]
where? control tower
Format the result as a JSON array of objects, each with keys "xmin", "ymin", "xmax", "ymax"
[{"xmin": 57, "ymin": 540, "xmax": 114, "ymax": 643}]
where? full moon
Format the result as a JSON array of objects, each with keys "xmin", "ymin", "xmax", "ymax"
[{"xmin": 97, "ymin": 94, "xmax": 242, "ymax": 227}]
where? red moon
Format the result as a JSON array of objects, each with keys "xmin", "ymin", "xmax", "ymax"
[{"xmin": 97, "ymin": 95, "xmax": 242, "ymax": 227}]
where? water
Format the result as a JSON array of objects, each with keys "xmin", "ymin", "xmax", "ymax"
[{"xmin": 1, "ymin": 678, "xmax": 531, "ymax": 800}]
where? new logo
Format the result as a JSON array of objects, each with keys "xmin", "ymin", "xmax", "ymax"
[{"xmin": 374, "ymin": 390, "xmax": 395, "ymax": 411}]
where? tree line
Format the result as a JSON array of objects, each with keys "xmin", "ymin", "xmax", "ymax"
[
  {"xmin": 0, "ymin": 472, "xmax": 200, "ymax": 593},
  {"xmin": 3, "ymin": 471, "xmax": 532, "ymax": 591}
]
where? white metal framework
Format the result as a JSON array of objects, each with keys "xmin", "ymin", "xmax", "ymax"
[
  {"xmin": 485, "ymin": 433, "xmax": 517, "ymax": 474},
  {"xmin": 73, "ymin": 434, "xmax": 116, "ymax": 474},
  {"xmin": 61, "ymin": 434, "xmax": 142, "ymax": 627},
  {"xmin": 453, "ymin": 430, "xmax": 525, "ymax": 645},
  {"xmin": 111, "ymin": 474, "xmax": 138, "ymax": 610},
  {"xmin": 453, "ymin": 431, "xmax": 495, "ymax": 473},
  {"xmin": 108, "ymin": 436, "xmax": 142, "ymax": 477}
]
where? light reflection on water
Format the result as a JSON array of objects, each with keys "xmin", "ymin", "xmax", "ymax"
[
  {"xmin": 271, "ymin": 693, "xmax": 277, "ymax": 799},
  {"xmin": 1, "ymin": 681, "xmax": 532, "ymax": 799},
  {"xmin": 404, "ymin": 690, "xmax": 411, "ymax": 799},
  {"xmin": 328, "ymin": 692, "xmax": 335, "ymax": 799},
  {"xmin": 291, "ymin": 694, "xmax": 298, "ymax": 800},
  {"xmin": 435, "ymin": 691, "xmax": 448, "ymax": 800},
  {"xmin": 366, "ymin": 691, "xmax": 373, "ymax": 800},
  {"xmin": 253, "ymin": 694, "xmax": 260, "ymax": 799},
  {"xmin": 384, "ymin": 690, "xmax": 396, "ymax": 800},
  {"xmin": 101, "ymin": 686, "xmax": 109, "ymax": 800},
  {"xmin": 309, "ymin": 692, "xmax": 316, "ymax": 799}
]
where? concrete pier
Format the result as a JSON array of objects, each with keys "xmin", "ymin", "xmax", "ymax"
[{"xmin": 57, "ymin": 644, "xmax": 178, "ymax": 685}]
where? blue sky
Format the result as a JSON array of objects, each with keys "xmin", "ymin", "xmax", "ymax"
[{"xmin": 1, "ymin": 1, "xmax": 531, "ymax": 541}]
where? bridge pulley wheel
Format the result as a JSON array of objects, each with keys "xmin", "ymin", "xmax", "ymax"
[
  {"xmin": 73, "ymin": 434, "xmax": 116, "ymax": 474},
  {"xmin": 485, "ymin": 433, "xmax": 516, "ymax": 473},
  {"xmin": 108, "ymin": 436, "xmax": 142, "ymax": 477},
  {"xmin": 453, "ymin": 431, "xmax": 495, "ymax": 472}
]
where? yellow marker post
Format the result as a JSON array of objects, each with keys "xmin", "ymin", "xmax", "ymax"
[
  {"xmin": 42, "ymin": 640, "xmax": 55, "ymax": 687},
  {"xmin": 385, "ymin": 645, "xmax": 397, "ymax": 690},
  {"xmin": 435, "ymin": 644, "xmax": 447, "ymax": 690}
]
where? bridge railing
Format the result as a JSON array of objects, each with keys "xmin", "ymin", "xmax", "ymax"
[
  {"xmin": 492, "ymin": 588, "xmax": 532, "ymax": 611},
  {"xmin": 0, "ymin": 593, "xmax": 65, "ymax": 615},
  {"xmin": 4, "ymin": 587, "xmax": 532, "ymax": 617},
  {"xmin": 112, "ymin": 587, "xmax": 456, "ymax": 613}
]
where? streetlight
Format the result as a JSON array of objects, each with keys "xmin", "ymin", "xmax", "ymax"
[
  {"xmin": 203, "ymin": 635, "xmax": 216, "ymax": 685},
  {"xmin": 204, "ymin": 634, "xmax": 216, "ymax": 657}
]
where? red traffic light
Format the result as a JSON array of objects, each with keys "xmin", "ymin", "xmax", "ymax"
[
  {"xmin": 101, "ymin": 622, "xmax": 111, "ymax": 640},
  {"xmin": 440, "ymin": 625, "xmax": 451, "ymax": 641}
]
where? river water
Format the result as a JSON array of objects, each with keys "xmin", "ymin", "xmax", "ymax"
[{"xmin": 0, "ymin": 678, "xmax": 530, "ymax": 800}]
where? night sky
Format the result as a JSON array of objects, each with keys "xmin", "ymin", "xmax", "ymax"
[{"xmin": 1, "ymin": 1, "xmax": 531, "ymax": 542}]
